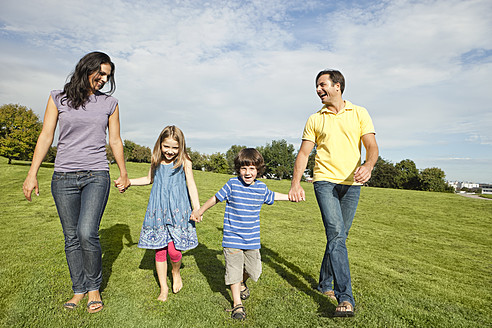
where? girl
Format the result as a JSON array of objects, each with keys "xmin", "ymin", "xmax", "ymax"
[{"xmin": 122, "ymin": 125, "xmax": 200, "ymax": 301}]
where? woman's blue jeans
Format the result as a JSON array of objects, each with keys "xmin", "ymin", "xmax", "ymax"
[
  {"xmin": 51, "ymin": 171, "xmax": 110, "ymax": 294},
  {"xmin": 313, "ymin": 181, "xmax": 360, "ymax": 306}
]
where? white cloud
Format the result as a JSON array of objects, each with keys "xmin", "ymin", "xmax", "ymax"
[{"xmin": 1, "ymin": 0, "xmax": 491, "ymax": 182}]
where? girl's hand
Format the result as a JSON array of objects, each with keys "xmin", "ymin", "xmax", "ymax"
[{"xmin": 190, "ymin": 210, "xmax": 202, "ymax": 222}]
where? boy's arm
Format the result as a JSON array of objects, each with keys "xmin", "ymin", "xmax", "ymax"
[
  {"xmin": 191, "ymin": 195, "xmax": 220, "ymax": 222},
  {"xmin": 274, "ymin": 192, "xmax": 291, "ymax": 201}
]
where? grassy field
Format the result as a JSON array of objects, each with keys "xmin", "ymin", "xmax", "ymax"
[{"xmin": 1, "ymin": 157, "xmax": 491, "ymax": 327}]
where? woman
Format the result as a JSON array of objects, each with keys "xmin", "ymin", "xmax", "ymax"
[{"xmin": 23, "ymin": 51, "xmax": 130, "ymax": 313}]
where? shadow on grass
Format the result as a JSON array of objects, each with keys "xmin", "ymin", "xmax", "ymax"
[
  {"xmin": 187, "ymin": 243, "xmax": 231, "ymax": 304},
  {"xmin": 100, "ymin": 223, "xmax": 137, "ymax": 292},
  {"xmin": 261, "ymin": 244, "xmax": 335, "ymax": 317},
  {"xmin": 138, "ymin": 249, "xmax": 160, "ymax": 286}
]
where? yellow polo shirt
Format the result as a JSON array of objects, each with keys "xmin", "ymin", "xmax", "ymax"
[{"xmin": 302, "ymin": 100, "xmax": 375, "ymax": 185}]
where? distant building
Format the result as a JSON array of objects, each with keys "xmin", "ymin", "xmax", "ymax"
[
  {"xmin": 447, "ymin": 181, "xmax": 459, "ymax": 190},
  {"xmin": 447, "ymin": 181, "xmax": 480, "ymax": 191},
  {"xmin": 480, "ymin": 184, "xmax": 492, "ymax": 194}
]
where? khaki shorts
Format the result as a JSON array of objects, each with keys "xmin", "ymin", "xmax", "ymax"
[{"xmin": 223, "ymin": 248, "xmax": 262, "ymax": 285}]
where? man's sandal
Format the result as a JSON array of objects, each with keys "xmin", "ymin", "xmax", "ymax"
[
  {"xmin": 333, "ymin": 301, "xmax": 354, "ymax": 317},
  {"xmin": 227, "ymin": 304, "xmax": 246, "ymax": 320},
  {"xmin": 240, "ymin": 282, "xmax": 250, "ymax": 300},
  {"xmin": 322, "ymin": 290, "xmax": 337, "ymax": 302}
]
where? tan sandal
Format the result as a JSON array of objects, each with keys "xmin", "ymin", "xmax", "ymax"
[
  {"xmin": 333, "ymin": 301, "xmax": 354, "ymax": 317},
  {"xmin": 322, "ymin": 290, "xmax": 337, "ymax": 302}
]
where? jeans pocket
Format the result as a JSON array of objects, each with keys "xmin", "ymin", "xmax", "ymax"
[{"xmin": 52, "ymin": 172, "xmax": 66, "ymax": 181}]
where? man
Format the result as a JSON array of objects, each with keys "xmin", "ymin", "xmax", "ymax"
[{"xmin": 288, "ymin": 69, "xmax": 378, "ymax": 317}]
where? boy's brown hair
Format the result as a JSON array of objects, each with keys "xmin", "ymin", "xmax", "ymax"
[{"xmin": 234, "ymin": 148, "xmax": 266, "ymax": 176}]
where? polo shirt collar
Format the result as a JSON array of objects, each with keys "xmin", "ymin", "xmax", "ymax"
[{"xmin": 320, "ymin": 100, "xmax": 354, "ymax": 114}]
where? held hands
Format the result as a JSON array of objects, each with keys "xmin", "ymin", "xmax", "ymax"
[
  {"xmin": 190, "ymin": 209, "xmax": 202, "ymax": 223},
  {"xmin": 23, "ymin": 175, "xmax": 39, "ymax": 201},
  {"xmin": 114, "ymin": 175, "xmax": 130, "ymax": 193},
  {"xmin": 288, "ymin": 184, "xmax": 306, "ymax": 202}
]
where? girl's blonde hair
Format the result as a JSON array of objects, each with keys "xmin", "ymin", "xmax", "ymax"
[{"xmin": 150, "ymin": 125, "xmax": 189, "ymax": 182}]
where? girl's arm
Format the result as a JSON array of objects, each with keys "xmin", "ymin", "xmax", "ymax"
[
  {"xmin": 23, "ymin": 96, "xmax": 58, "ymax": 201},
  {"xmin": 128, "ymin": 168, "xmax": 152, "ymax": 186},
  {"xmin": 108, "ymin": 105, "xmax": 130, "ymax": 192},
  {"xmin": 184, "ymin": 159, "xmax": 201, "ymax": 221},
  {"xmin": 191, "ymin": 195, "xmax": 220, "ymax": 222}
]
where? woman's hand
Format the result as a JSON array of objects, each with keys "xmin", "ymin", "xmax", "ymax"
[
  {"xmin": 114, "ymin": 175, "xmax": 130, "ymax": 193},
  {"xmin": 23, "ymin": 175, "xmax": 39, "ymax": 201}
]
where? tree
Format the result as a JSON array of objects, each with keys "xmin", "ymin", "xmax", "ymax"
[
  {"xmin": 123, "ymin": 139, "xmax": 137, "ymax": 161},
  {"xmin": 44, "ymin": 146, "xmax": 57, "ymax": 163},
  {"xmin": 419, "ymin": 167, "xmax": 454, "ymax": 193},
  {"xmin": 106, "ymin": 144, "xmax": 115, "ymax": 164},
  {"xmin": 187, "ymin": 148, "xmax": 207, "ymax": 170},
  {"xmin": 205, "ymin": 152, "xmax": 229, "ymax": 174},
  {"xmin": 131, "ymin": 144, "xmax": 151, "ymax": 163},
  {"xmin": 367, "ymin": 157, "xmax": 399, "ymax": 188},
  {"xmin": 395, "ymin": 159, "xmax": 420, "ymax": 190},
  {"xmin": 306, "ymin": 147, "xmax": 317, "ymax": 177},
  {"xmin": 225, "ymin": 144, "xmax": 246, "ymax": 174},
  {"xmin": 260, "ymin": 139, "xmax": 296, "ymax": 179},
  {"xmin": 0, "ymin": 104, "xmax": 42, "ymax": 164},
  {"xmin": 122, "ymin": 139, "xmax": 151, "ymax": 163}
]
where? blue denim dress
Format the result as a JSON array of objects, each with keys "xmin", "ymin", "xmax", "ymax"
[{"xmin": 138, "ymin": 163, "xmax": 198, "ymax": 251}]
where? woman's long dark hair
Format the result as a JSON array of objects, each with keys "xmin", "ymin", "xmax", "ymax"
[{"xmin": 60, "ymin": 52, "xmax": 116, "ymax": 109}]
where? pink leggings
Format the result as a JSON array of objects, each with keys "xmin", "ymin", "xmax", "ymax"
[{"xmin": 155, "ymin": 241, "xmax": 182, "ymax": 263}]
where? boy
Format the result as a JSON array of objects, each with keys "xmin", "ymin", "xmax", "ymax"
[{"xmin": 192, "ymin": 148, "xmax": 295, "ymax": 320}]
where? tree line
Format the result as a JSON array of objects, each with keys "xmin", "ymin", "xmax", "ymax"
[
  {"xmin": 367, "ymin": 157, "xmax": 454, "ymax": 193},
  {"xmin": 1, "ymin": 103, "xmax": 453, "ymax": 193}
]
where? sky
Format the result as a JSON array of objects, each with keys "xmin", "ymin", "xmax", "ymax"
[{"xmin": 1, "ymin": 0, "xmax": 491, "ymax": 183}]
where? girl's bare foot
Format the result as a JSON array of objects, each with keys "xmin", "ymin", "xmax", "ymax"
[
  {"xmin": 157, "ymin": 286, "xmax": 169, "ymax": 302},
  {"xmin": 171, "ymin": 260, "xmax": 182, "ymax": 293}
]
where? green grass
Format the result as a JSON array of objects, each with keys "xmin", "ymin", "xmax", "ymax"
[
  {"xmin": 479, "ymin": 194, "xmax": 492, "ymax": 199},
  {"xmin": 1, "ymin": 156, "xmax": 491, "ymax": 327}
]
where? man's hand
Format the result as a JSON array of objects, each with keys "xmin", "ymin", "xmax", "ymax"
[
  {"xmin": 288, "ymin": 184, "xmax": 306, "ymax": 202},
  {"xmin": 354, "ymin": 164, "xmax": 373, "ymax": 184}
]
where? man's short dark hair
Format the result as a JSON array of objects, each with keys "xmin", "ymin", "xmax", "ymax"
[
  {"xmin": 234, "ymin": 148, "xmax": 266, "ymax": 176},
  {"xmin": 316, "ymin": 69, "xmax": 345, "ymax": 94}
]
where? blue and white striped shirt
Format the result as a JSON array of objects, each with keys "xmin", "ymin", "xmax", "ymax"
[{"xmin": 216, "ymin": 177, "xmax": 275, "ymax": 249}]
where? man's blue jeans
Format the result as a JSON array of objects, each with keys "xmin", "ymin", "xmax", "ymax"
[
  {"xmin": 51, "ymin": 171, "xmax": 110, "ymax": 294},
  {"xmin": 313, "ymin": 181, "xmax": 360, "ymax": 306}
]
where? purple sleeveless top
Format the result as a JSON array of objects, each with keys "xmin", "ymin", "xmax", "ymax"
[{"xmin": 51, "ymin": 90, "xmax": 118, "ymax": 172}]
